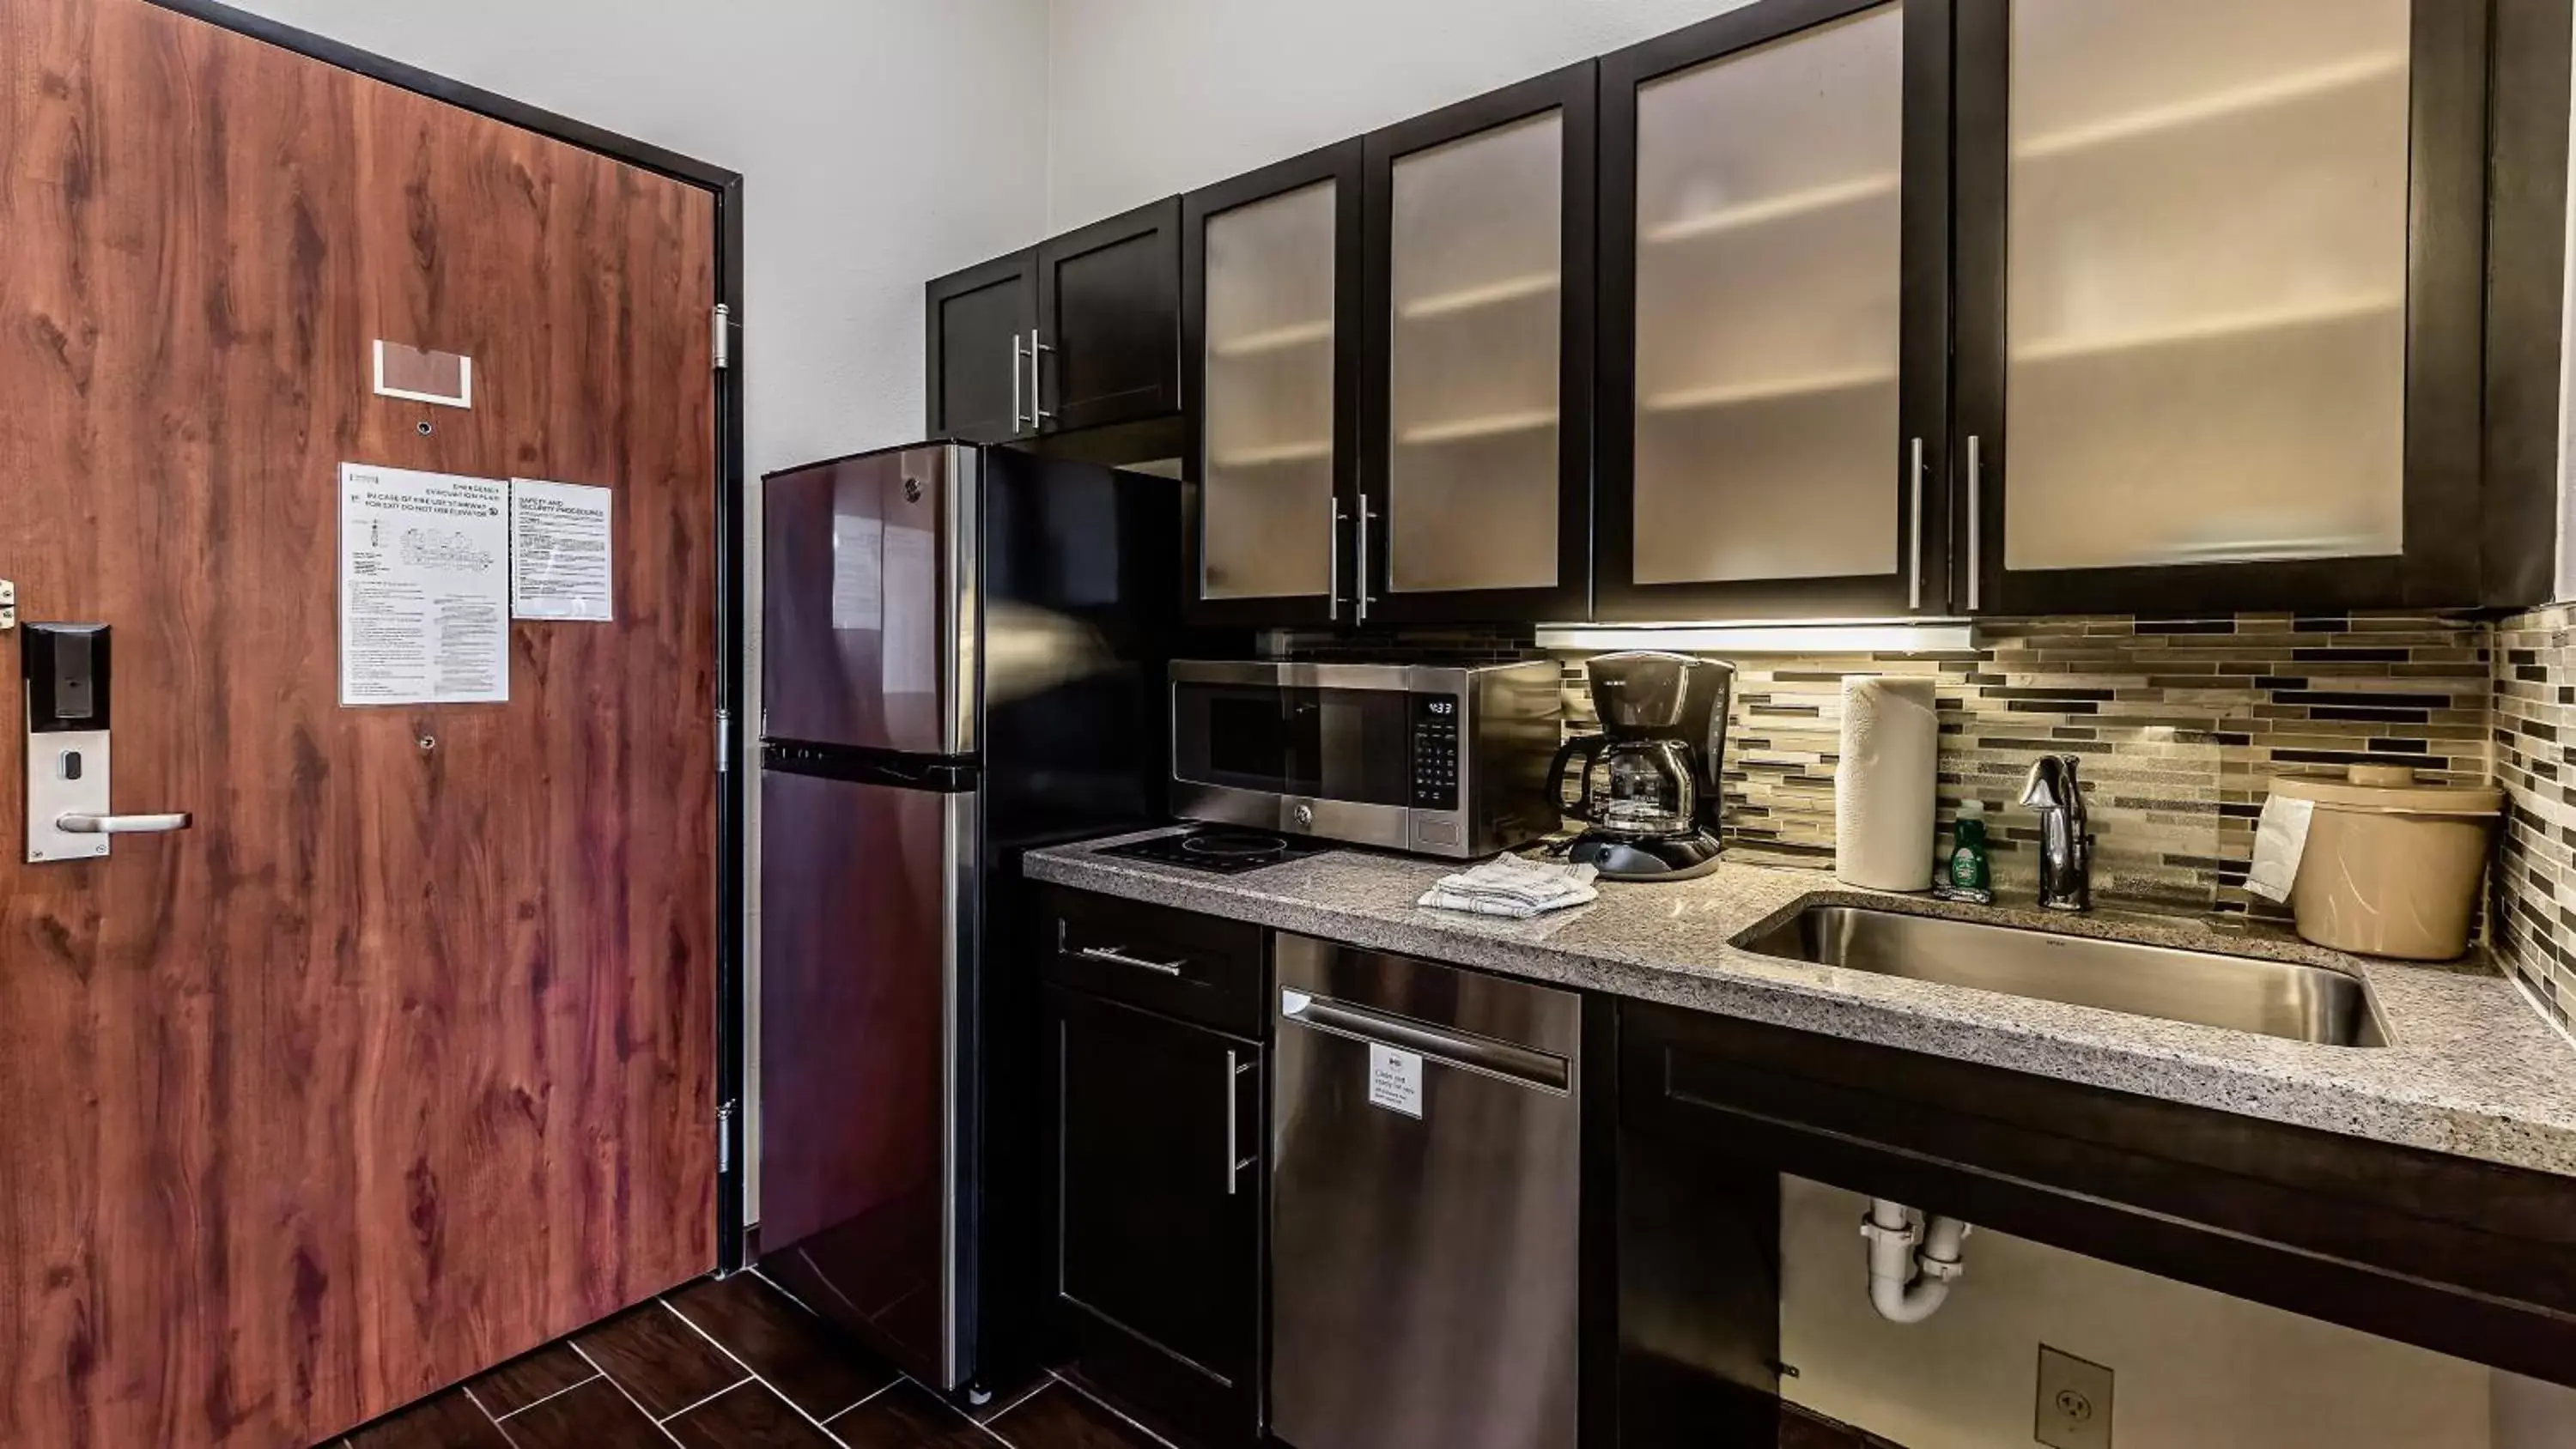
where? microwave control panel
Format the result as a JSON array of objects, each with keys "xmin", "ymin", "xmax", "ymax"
[{"xmin": 1410, "ymin": 694, "xmax": 1461, "ymax": 811}]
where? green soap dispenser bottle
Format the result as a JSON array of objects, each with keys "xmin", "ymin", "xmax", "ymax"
[{"xmin": 1938, "ymin": 800, "xmax": 1993, "ymax": 905}]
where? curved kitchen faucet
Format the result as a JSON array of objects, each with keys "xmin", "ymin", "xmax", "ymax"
[{"xmin": 2020, "ymin": 754, "xmax": 2093, "ymax": 912}]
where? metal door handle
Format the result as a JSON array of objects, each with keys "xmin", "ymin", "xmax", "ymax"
[
  {"xmin": 1281, "ymin": 989, "xmax": 1571, "ymax": 1093},
  {"xmin": 1011, "ymin": 331, "xmax": 1026, "ymax": 432},
  {"xmin": 1965, "ymin": 433, "xmax": 1983, "ymax": 611},
  {"xmin": 1031, "ymin": 330, "xmax": 1054, "ymax": 426},
  {"xmin": 1355, "ymin": 501, "xmax": 1376, "ymax": 624},
  {"xmin": 1075, "ymin": 944, "xmax": 1184, "ymax": 977},
  {"xmin": 56, "ymin": 811, "xmax": 191, "ymax": 834},
  {"xmin": 1327, "ymin": 496, "xmax": 1346, "ymax": 621},
  {"xmin": 1224, "ymin": 1049, "xmax": 1241, "ymax": 1194},
  {"xmin": 1907, "ymin": 436, "xmax": 1924, "ymax": 611}
]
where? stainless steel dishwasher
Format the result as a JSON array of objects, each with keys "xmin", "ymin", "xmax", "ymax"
[{"xmin": 1270, "ymin": 933, "xmax": 1581, "ymax": 1449}]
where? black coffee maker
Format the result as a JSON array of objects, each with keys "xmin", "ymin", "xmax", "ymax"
[{"xmin": 1552, "ymin": 652, "xmax": 1733, "ymax": 881}]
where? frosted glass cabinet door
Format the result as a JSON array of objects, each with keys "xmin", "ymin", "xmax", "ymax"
[
  {"xmin": 1597, "ymin": 0, "xmax": 1944, "ymax": 620},
  {"xmin": 1200, "ymin": 179, "xmax": 1341, "ymax": 601},
  {"xmin": 1385, "ymin": 112, "xmax": 1564, "ymax": 596},
  {"xmin": 1184, "ymin": 140, "xmax": 1364, "ymax": 625},
  {"xmin": 1631, "ymin": 4, "xmax": 1905, "ymax": 590},
  {"xmin": 1362, "ymin": 64, "xmax": 1593, "ymax": 622},
  {"xmin": 2002, "ymin": 0, "xmax": 2412, "ymax": 573},
  {"xmin": 1941, "ymin": 0, "xmax": 2497, "ymax": 615}
]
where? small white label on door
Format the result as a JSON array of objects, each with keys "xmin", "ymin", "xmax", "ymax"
[{"xmin": 1366, "ymin": 1043, "xmax": 1423, "ymax": 1119}]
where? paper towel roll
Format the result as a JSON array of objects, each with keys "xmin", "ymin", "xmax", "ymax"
[{"xmin": 1836, "ymin": 676, "xmax": 1940, "ymax": 891}]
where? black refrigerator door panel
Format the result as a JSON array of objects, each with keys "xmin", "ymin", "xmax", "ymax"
[
  {"xmin": 762, "ymin": 443, "xmax": 977, "ymax": 757},
  {"xmin": 757, "ymin": 766, "xmax": 978, "ymax": 1389},
  {"xmin": 979, "ymin": 447, "xmax": 1193, "ymax": 846}
]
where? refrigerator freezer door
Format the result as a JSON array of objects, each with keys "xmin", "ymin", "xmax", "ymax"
[
  {"xmin": 764, "ymin": 442, "xmax": 980, "ymax": 756},
  {"xmin": 756, "ymin": 766, "xmax": 978, "ymax": 1388}
]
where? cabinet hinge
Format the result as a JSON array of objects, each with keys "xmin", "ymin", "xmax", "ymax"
[
  {"xmin": 716, "ymin": 708, "xmax": 732, "ymax": 773},
  {"xmin": 0, "ymin": 579, "xmax": 15, "ymax": 632},
  {"xmin": 712, "ymin": 303, "xmax": 732, "ymax": 371},
  {"xmin": 718, "ymin": 1099, "xmax": 736, "ymax": 1174}
]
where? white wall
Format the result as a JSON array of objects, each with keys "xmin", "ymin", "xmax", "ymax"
[
  {"xmin": 1044, "ymin": 0, "xmax": 1760, "ymax": 231},
  {"xmin": 225, "ymin": 0, "xmax": 1051, "ymax": 476}
]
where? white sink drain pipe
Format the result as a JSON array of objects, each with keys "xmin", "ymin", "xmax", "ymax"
[{"xmin": 1862, "ymin": 1198, "xmax": 1971, "ymax": 1325}]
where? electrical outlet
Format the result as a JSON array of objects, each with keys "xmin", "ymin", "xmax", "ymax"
[{"xmin": 2036, "ymin": 1344, "xmax": 2113, "ymax": 1449}]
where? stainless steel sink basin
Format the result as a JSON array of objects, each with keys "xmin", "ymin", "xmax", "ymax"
[{"xmin": 1738, "ymin": 905, "xmax": 2391, "ymax": 1047}]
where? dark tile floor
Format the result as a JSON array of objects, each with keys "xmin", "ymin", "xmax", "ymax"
[{"xmin": 333, "ymin": 1270, "xmax": 1170, "ymax": 1449}]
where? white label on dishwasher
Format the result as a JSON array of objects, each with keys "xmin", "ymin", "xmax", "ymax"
[{"xmin": 1367, "ymin": 1044, "xmax": 1423, "ymax": 1119}]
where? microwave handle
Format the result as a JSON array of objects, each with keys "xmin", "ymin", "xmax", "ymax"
[{"xmin": 1548, "ymin": 735, "xmax": 1605, "ymax": 823}]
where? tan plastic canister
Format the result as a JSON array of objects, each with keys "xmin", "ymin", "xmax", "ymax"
[{"xmin": 2271, "ymin": 764, "xmax": 2503, "ymax": 961}]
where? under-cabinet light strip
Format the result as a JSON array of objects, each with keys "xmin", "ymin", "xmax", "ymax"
[{"xmin": 1534, "ymin": 620, "xmax": 1977, "ymax": 655}]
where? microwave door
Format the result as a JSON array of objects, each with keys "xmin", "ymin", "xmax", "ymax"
[{"xmin": 762, "ymin": 442, "xmax": 978, "ymax": 757}]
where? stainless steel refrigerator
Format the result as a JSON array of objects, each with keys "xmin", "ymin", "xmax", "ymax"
[{"xmin": 756, "ymin": 440, "xmax": 1184, "ymax": 1394}]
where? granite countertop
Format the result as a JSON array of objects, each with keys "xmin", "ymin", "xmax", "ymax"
[{"xmin": 1024, "ymin": 828, "xmax": 2576, "ymax": 1179}]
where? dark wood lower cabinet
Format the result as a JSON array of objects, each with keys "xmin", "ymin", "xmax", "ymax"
[
  {"xmin": 1615, "ymin": 1000, "xmax": 2576, "ymax": 1404},
  {"xmin": 1042, "ymin": 952, "xmax": 1266, "ymax": 1449}
]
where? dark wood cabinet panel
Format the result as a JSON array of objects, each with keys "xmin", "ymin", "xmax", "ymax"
[
  {"xmin": 927, "ymin": 252, "xmax": 1039, "ymax": 444},
  {"xmin": 1044, "ymin": 983, "xmax": 1263, "ymax": 1447},
  {"xmin": 1039, "ymin": 197, "xmax": 1183, "ymax": 433},
  {"xmin": 1595, "ymin": 0, "xmax": 1953, "ymax": 622},
  {"xmin": 1618, "ymin": 1001, "xmax": 2576, "ymax": 1391},
  {"xmin": 1043, "ymin": 887, "xmax": 1268, "ymax": 1036}
]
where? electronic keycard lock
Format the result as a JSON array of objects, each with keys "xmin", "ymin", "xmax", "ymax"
[{"xmin": 23, "ymin": 622, "xmax": 191, "ymax": 862}]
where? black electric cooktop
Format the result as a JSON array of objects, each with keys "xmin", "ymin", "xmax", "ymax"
[{"xmin": 1097, "ymin": 827, "xmax": 1334, "ymax": 876}]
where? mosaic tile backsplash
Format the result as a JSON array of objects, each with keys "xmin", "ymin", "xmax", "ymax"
[
  {"xmin": 1268, "ymin": 610, "xmax": 2576, "ymax": 1044},
  {"xmin": 2494, "ymin": 604, "xmax": 2576, "ymax": 1037},
  {"xmin": 1274, "ymin": 615, "xmax": 2491, "ymax": 913}
]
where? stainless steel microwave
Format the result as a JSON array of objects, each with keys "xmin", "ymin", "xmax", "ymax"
[{"xmin": 1170, "ymin": 659, "xmax": 1564, "ymax": 858}]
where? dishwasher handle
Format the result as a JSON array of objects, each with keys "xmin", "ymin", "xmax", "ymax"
[{"xmin": 1280, "ymin": 990, "xmax": 1571, "ymax": 1094}]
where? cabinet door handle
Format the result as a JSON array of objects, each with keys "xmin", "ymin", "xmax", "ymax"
[
  {"xmin": 1031, "ymin": 330, "xmax": 1054, "ymax": 426},
  {"xmin": 1074, "ymin": 944, "xmax": 1184, "ymax": 977},
  {"xmin": 1327, "ymin": 496, "xmax": 1345, "ymax": 621},
  {"xmin": 1011, "ymin": 331, "xmax": 1026, "ymax": 433},
  {"xmin": 1965, "ymin": 433, "xmax": 1983, "ymax": 611},
  {"xmin": 1225, "ymin": 1049, "xmax": 1258, "ymax": 1195},
  {"xmin": 1355, "ymin": 500, "xmax": 1376, "ymax": 625},
  {"xmin": 1907, "ymin": 436, "xmax": 1924, "ymax": 611}
]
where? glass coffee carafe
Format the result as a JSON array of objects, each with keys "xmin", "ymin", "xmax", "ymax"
[{"xmin": 1550, "ymin": 652, "xmax": 1734, "ymax": 881}]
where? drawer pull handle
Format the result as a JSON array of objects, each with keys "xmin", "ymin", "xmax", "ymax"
[{"xmin": 1076, "ymin": 944, "xmax": 1185, "ymax": 977}]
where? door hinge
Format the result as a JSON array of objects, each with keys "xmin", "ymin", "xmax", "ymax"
[
  {"xmin": 712, "ymin": 303, "xmax": 732, "ymax": 371},
  {"xmin": 716, "ymin": 708, "xmax": 732, "ymax": 773},
  {"xmin": 718, "ymin": 1099, "xmax": 736, "ymax": 1174},
  {"xmin": 0, "ymin": 579, "xmax": 15, "ymax": 632}
]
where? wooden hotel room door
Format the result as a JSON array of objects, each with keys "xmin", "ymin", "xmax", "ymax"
[{"xmin": 0, "ymin": 0, "xmax": 723, "ymax": 1442}]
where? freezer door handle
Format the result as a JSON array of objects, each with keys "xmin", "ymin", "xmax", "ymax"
[{"xmin": 1279, "ymin": 990, "xmax": 1570, "ymax": 1094}]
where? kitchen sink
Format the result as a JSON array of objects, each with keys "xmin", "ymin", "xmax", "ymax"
[{"xmin": 1738, "ymin": 905, "xmax": 2391, "ymax": 1047}]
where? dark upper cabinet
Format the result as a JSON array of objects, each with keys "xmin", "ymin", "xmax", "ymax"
[
  {"xmin": 1045, "ymin": 985, "xmax": 1262, "ymax": 1445},
  {"xmin": 1951, "ymin": 0, "xmax": 2500, "ymax": 614},
  {"xmin": 926, "ymin": 251, "xmax": 1039, "ymax": 444},
  {"xmin": 1360, "ymin": 63, "xmax": 1597, "ymax": 626},
  {"xmin": 1038, "ymin": 197, "xmax": 1185, "ymax": 433},
  {"xmin": 1180, "ymin": 141, "xmax": 1367, "ymax": 628},
  {"xmin": 927, "ymin": 198, "xmax": 1182, "ymax": 445},
  {"xmin": 1596, "ymin": 0, "xmax": 1953, "ymax": 622}
]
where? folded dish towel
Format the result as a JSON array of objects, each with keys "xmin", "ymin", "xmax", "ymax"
[
  {"xmin": 1419, "ymin": 855, "xmax": 1600, "ymax": 919},
  {"xmin": 2245, "ymin": 792, "xmax": 2318, "ymax": 902}
]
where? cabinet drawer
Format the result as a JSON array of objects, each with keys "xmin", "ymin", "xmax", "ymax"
[{"xmin": 1043, "ymin": 888, "xmax": 1266, "ymax": 1034}]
